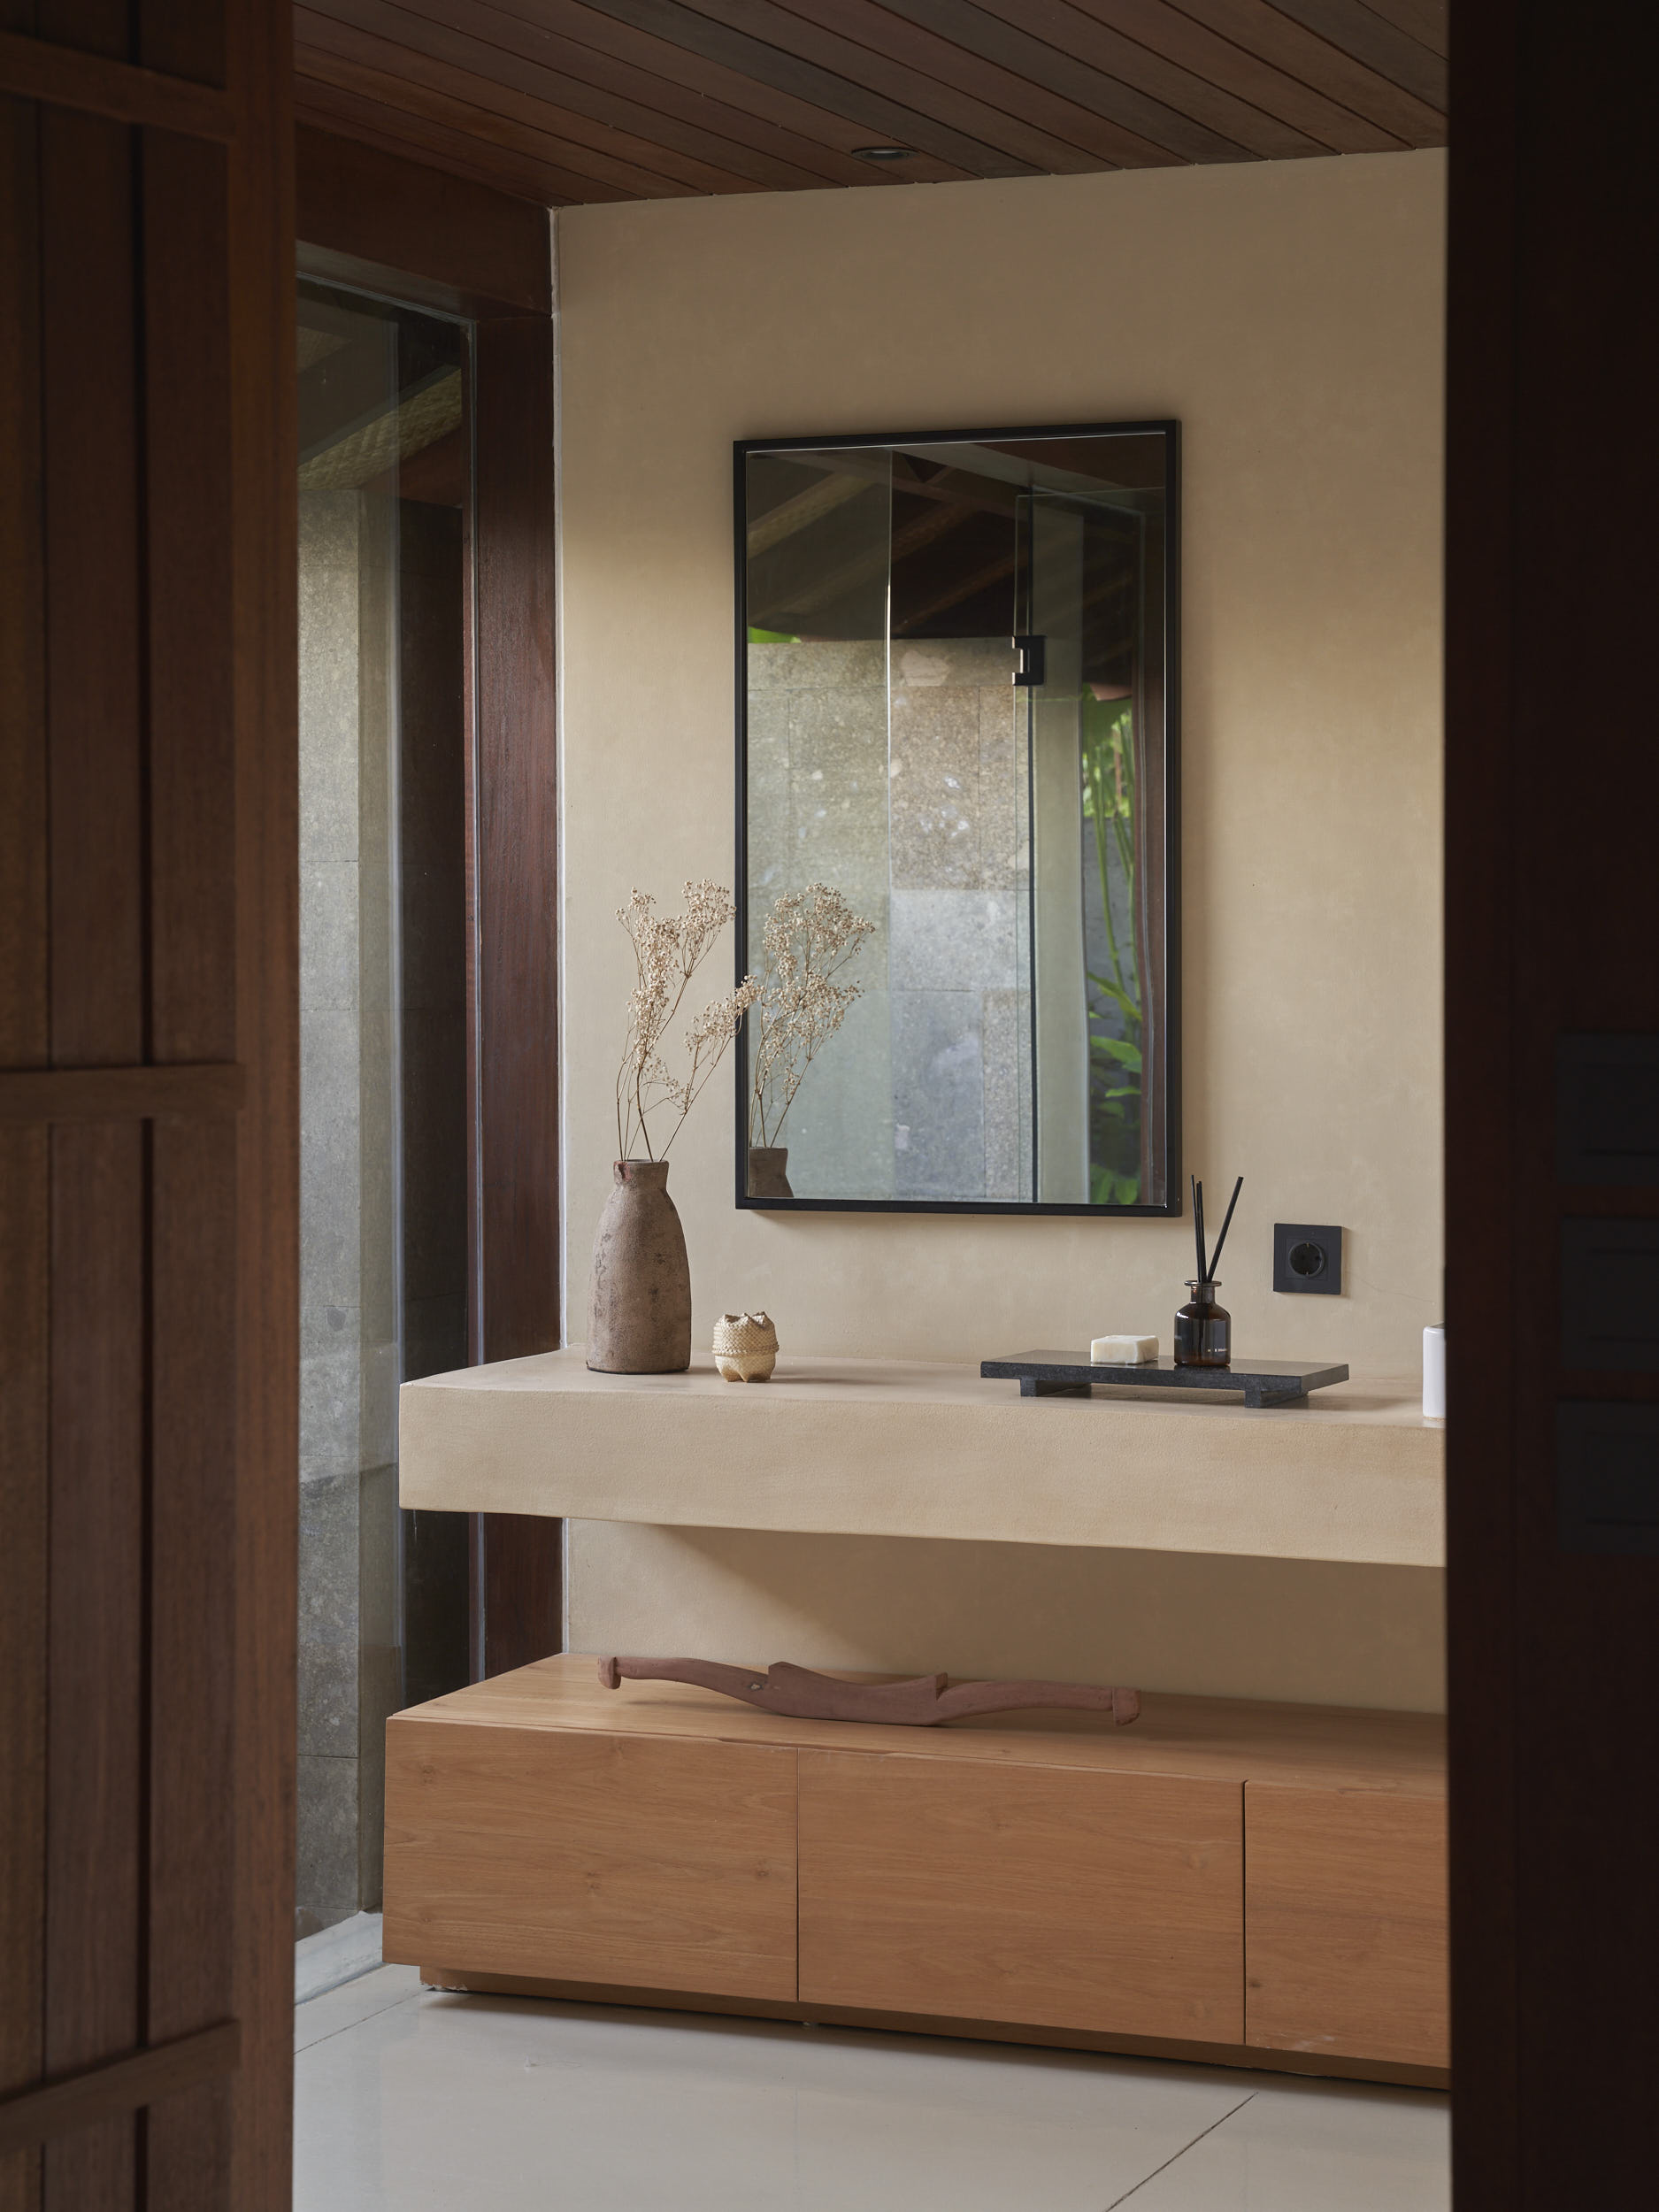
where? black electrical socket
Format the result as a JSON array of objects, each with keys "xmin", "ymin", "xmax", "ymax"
[{"xmin": 1273, "ymin": 1223, "xmax": 1342, "ymax": 1295}]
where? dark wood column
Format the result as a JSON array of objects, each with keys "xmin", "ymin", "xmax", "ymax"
[
  {"xmin": 1446, "ymin": 4, "xmax": 1659, "ymax": 2202},
  {"xmin": 0, "ymin": 0, "xmax": 297, "ymax": 2200},
  {"xmin": 472, "ymin": 309, "xmax": 562, "ymax": 1676}
]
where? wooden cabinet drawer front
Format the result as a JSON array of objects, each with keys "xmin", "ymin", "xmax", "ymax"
[
  {"xmin": 383, "ymin": 1718, "xmax": 797, "ymax": 2000},
  {"xmin": 1245, "ymin": 1782, "xmax": 1448, "ymax": 2068},
  {"xmin": 798, "ymin": 1751, "xmax": 1243, "ymax": 2041}
]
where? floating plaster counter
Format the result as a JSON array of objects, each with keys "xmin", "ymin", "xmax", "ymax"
[{"xmin": 399, "ymin": 1350, "xmax": 1443, "ymax": 1568}]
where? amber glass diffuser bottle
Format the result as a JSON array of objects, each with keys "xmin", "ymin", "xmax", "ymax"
[{"xmin": 1177, "ymin": 1172, "xmax": 1241, "ymax": 1369}]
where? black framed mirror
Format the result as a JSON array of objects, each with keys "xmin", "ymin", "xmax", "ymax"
[{"xmin": 735, "ymin": 421, "xmax": 1179, "ymax": 1216}]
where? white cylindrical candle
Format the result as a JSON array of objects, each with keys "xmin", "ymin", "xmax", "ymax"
[{"xmin": 1422, "ymin": 1324, "xmax": 1446, "ymax": 1419}]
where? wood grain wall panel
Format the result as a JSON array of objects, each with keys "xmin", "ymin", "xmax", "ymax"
[
  {"xmin": 292, "ymin": 0, "xmax": 1446, "ymax": 202},
  {"xmin": 296, "ymin": 5, "xmax": 776, "ymax": 195},
  {"xmin": 1149, "ymin": 0, "xmax": 1444, "ymax": 144},
  {"xmin": 0, "ymin": 88, "xmax": 49, "ymax": 2212},
  {"xmin": 296, "ymin": 121, "xmax": 550, "ymax": 311},
  {"xmin": 741, "ymin": 0, "xmax": 1156, "ymax": 172},
  {"xmin": 297, "ymin": 50, "xmax": 641, "ymax": 200},
  {"xmin": 314, "ymin": 0, "xmax": 860, "ymax": 189},
  {"xmin": 415, "ymin": 0, "xmax": 962, "ymax": 183},
  {"xmin": 1264, "ymin": 0, "xmax": 1446, "ymax": 108},
  {"xmin": 1064, "ymin": 0, "xmax": 1405, "ymax": 154},
  {"xmin": 958, "ymin": 0, "xmax": 1326, "ymax": 161},
  {"xmin": 833, "ymin": 0, "xmax": 1253, "ymax": 165},
  {"xmin": 638, "ymin": 0, "xmax": 1137, "ymax": 171},
  {"xmin": 296, "ymin": 38, "xmax": 676, "ymax": 196},
  {"xmin": 384, "ymin": 1719, "xmax": 798, "ymax": 1996},
  {"xmin": 1244, "ymin": 1783, "xmax": 1448, "ymax": 2070},
  {"xmin": 798, "ymin": 1750, "xmax": 1244, "ymax": 2042},
  {"xmin": 1362, "ymin": 0, "xmax": 1446, "ymax": 58},
  {"xmin": 546, "ymin": 0, "xmax": 1036, "ymax": 177}
]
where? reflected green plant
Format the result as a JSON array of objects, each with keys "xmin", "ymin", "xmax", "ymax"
[{"xmin": 1081, "ymin": 689, "xmax": 1141, "ymax": 1205}]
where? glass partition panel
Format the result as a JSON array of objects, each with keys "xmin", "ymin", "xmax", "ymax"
[{"xmin": 296, "ymin": 279, "xmax": 472, "ymax": 1940}]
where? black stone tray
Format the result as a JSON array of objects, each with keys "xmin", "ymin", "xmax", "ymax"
[{"xmin": 980, "ymin": 1351, "xmax": 1350, "ymax": 1410}]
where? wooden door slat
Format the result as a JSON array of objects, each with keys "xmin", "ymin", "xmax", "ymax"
[
  {"xmin": 0, "ymin": 1065, "xmax": 245, "ymax": 1121},
  {"xmin": 139, "ymin": 110, "xmax": 241, "ymax": 2208},
  {"xmin": 0, "ymin": 85, "xmax": 50, "ymax": 2212},
  {"xmin": 0, "ymin": 27, "xmax": 234, "ymax": 140},
  {"xmin": 38, "ymin": 99, "xmax": 147, "ymax": 2208},
  {"xmin": 0, "ymin": 2022, "xmax": 240, "ymax": 2160}
]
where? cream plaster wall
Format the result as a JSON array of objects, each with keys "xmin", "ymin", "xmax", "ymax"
[{"xmin": 554, "ymin": 150, "xmax": 1447, "ymax": 1710}]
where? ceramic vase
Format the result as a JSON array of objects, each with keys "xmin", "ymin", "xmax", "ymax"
[
  {"xmin": 588, "ymin": 1159, "xmax": 691, "ymax": 1373},
  {"xmin": 747, "ymin": 1146, "xmax": 794, "ymax": 1198}
]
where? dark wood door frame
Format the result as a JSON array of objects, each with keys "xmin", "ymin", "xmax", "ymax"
[
  {"xmin": 2, "ymin": 0, "xmax": 296, "ymax": 2200},
  {"xmin": 297, "ymin": 127, "xmax": 561, "ymax": 1679},
  {"xmin": 1446, "ymin": 4, "xmax": 1659, "ymax": 2201}
]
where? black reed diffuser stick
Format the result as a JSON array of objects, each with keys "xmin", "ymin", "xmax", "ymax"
[
  {"xmin": 1206, "ymin": 1175, "xmax": 1244, "ymax": 1280},
  {"xmin": 1191, "ymin": 1173, "xmax": 1207, "ymax": 1281}
]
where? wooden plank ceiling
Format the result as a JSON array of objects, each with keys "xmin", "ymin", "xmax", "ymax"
[{"xmin": 294, "ymin": 0, "xmax": 1448, "ymax": 207}]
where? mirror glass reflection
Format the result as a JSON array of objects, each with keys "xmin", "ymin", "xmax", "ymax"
[{"xmin": 738, "ymin": 425, "xmax": 1178, "ymax": 1213}]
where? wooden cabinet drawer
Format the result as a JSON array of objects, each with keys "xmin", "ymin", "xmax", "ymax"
[
  {"xmin": 798, "ymin": 1750, "xmax": 1243, "ymax": 2041},
  {"xmin": 1245, "ymin": 1782, "xmax": 1448, "ymax": 2068},
  {"xmin": 382, "ymin": 1717, "xmax": 797, "ymax": 2000}
]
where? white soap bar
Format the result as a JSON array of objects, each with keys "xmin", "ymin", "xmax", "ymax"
[{"xmin": 1091, "ymin": 1333, "xmax": 1158, "ymax": 1364}]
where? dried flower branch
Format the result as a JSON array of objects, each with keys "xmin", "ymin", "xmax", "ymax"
[
  {"xmin": 614, "ymin": 881, "xmax": 761, "ymax": 1161},
  {"xmin": 748, "ymin": 883, "xmax": 876, "ymax": 1149}
]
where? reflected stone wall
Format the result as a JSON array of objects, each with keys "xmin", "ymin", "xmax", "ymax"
[{"xmin": 748, "ymin": 638, "xmax": 1029, "ymax": 1202}]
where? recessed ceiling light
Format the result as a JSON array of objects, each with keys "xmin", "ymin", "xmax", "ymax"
[{"xmin": 854, "ymin": 146, "xmax": 916, "ymax": 162}]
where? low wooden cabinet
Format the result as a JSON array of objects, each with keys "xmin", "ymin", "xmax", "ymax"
[
  {"xmin": 385, "ymin": 1716, "xmax": 797, "ymax": 2000},
  {"xmin": 383, "ymin": 1655, "xmax": 1448, "ymax": 2086},
  {"xmin": 799, "ymin": 1752, "xmax": 1243, "ymax": 2042},
  {"xmin": 1245, "ymin": 1782, "xmax": 1448, "ymax": 2069}
]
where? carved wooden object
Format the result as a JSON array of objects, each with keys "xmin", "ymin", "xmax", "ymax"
[{"xmin": 598, "ymin": 1655, "xmax": 1140, "ymax": 1725}]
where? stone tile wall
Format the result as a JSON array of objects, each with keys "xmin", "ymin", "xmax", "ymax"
[{"xmin": 747, "ymin": 638, "xmax": 1031, "ymax": 1202}]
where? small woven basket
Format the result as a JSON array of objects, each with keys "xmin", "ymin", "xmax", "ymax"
[{"xmin": 712, "ymin": 1310, "xmax": 778, "ymax": 1383}]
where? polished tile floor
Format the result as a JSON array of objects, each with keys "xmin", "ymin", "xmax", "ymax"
[{"xmin": 295, "ymin": 1967, "xmax": 1448, "ymax": 2211}]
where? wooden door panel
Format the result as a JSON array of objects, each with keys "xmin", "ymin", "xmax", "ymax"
[
  {"xmin": 1246, "ymin": 1782, "xmax": 1448, "ymax": 2068},
  {"xmin": 798, "ymin": 1750, "xmax": 1242, "ymax": 2040},
  {"xmin": 383, "ymin": 1719, "xmax": 798, "ymax": 1999}
]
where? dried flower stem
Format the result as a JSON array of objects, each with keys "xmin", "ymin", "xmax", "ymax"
[
  {"xmin": 614, "ymin": 881, "xmax": 761, "ymax": 1162},
  {"xmin": 748, "ymin": 883, "xmax": 875, "ymax": 1149}
]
